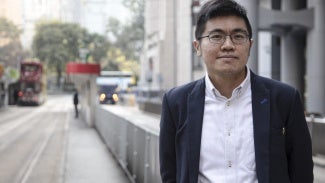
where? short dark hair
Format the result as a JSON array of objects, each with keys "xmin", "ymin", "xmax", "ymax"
[{"xmin": 195, "ymin": 0, "xmax": 252, "ymax": 40}]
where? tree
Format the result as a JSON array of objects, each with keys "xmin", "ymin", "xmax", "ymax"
[
  {"xmin": 106, "ymin": 0, "xmax": 145, "ymax": 59},
  {"xmin": 122, "ymin": 0, "xmax": 144, "ymax": 60},
  {"xmin": 0, "ymin": 17, "xmax": 21, "ymax": 39},
  {"xmin": 32, "ymin": 21, "xmax": 88, "ymax": 87},
  {"xmin": 101, "ymin": 47, "xmax": 121, "ymax": 71},
  {"xmin": 83, "ymin": 33, "xmax": 112, "ymax": 63},
  {"xmin": 104, "ymin": 0, "xmax": 144, "ymax": 83},
  {"xmin": 0, "ymin": 17, "xmax": 25, "ymax": 67}
]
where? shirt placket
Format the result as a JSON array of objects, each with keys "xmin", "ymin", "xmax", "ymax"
[{"xmin": 224, "ymin": 99, "xmax": 236, "ymax": 182}]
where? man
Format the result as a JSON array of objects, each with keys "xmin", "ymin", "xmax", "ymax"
[
  {"xmin": 159, "ymin": 0, "xmax": 313, "ymax": 182},
  {"xmin": 73, "ymin": 90, "xmax": 79, "ymax": 118}
]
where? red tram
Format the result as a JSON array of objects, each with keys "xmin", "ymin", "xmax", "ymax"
[
  {"xmin": 0, "ymin": 64, "xmax": 5, "ymax": 107},
  {"xmin": 17, "ymin": 62, "xmax": 46, "ymax": 105}
]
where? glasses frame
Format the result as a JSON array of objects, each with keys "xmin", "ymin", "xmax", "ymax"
[{"xmin": 198, "ymin": 31, "xmax": 250, "ymax": 45}]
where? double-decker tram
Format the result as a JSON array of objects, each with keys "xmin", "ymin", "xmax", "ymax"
[
  {"xmin": 0, "ymin": 63, "xmax": 5, "ymax": 107},
  {"xmin": 17, "ymin": 61, "xmax": 46, "ymax": 105},
  {"xmin": 0, "ymin": 80, "xmax": 5, "ymax": 108}
]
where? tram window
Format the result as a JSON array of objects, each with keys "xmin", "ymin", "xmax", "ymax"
[
  {"xmin": 35, "ymin": 83, "xmax": 41, "ymax": 92},
  {"xmin": 22, "ymin": 65, "xmax": 39, "ymax": 72}
]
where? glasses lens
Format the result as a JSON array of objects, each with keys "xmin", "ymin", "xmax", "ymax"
[
  {"xmin": 208, "ymin": 32, "xmax": 248, "ymax": 44},
  {"xmin": 231, "ymin": 33, "xmax": 248, "ymax": 44},
  {"xmin": 208, "ymin": 32, "xmax": 224, "ymax": 44}
]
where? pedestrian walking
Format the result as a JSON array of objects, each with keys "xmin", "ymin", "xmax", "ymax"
[
  {"xmin": 159, "ymin": 0, "xmax": 313, "ymax": 182},
  {"xmin": 73, "ymin": 90, "xmax": 79, "ymax": 118}
]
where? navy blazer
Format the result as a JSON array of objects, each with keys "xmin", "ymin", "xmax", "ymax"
[{"xmin": 159, "ymin": 71, "xmax": 313, "ymax": 183}]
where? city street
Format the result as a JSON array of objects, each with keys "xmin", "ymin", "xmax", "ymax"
[
  {"xmin": 0, "ymin": 93, "xmax": 324, "ymax": 183},
  {"xmin": 0, "ymin": 93, "xmax": 129, "ymax": 183},
  {"xmin": 0, "ymin": 94, "xmax": 69, "ymax": 183}
]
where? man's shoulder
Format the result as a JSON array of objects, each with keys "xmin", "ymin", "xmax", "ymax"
[
  {"xmin": 255, "ymin": 74, "xmax": 295, "ymax": 89},
  {"xmin": 164, "ymin": 78, "xmax": 204, "ymax": 98},
  {"xmin": 252, "ymin": 73, "xmax": 297, "ymax": 97}
]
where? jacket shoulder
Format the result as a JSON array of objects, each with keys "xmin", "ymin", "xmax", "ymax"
[
  {"xmin": 252, "ymin": 73, "xmax": 297, "ymax": 95},
  {"xmin": 164, "ymin": 78, "xmax": 204, "ymax": 100}
]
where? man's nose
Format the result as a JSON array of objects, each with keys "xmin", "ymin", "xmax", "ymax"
[{"xmin": 221, "ymin": 36, "xmax": 235, "ymax": 49}]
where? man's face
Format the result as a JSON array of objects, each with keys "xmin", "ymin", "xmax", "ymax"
[{"xmin": 194, "ymin": 16, "xmax": 253, "ymax": 78}]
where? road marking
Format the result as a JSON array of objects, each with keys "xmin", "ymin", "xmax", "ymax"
[
  {"xmin": 19, "ymin": 117, "xmax": 59, "ymax": 183},
  {"xmin": 0, "ymin": 108, "xmax": 42, "ymax": 139},
  {"xmin": 58, "ymin": 112, "xmax": 70, "ymax": 183}
]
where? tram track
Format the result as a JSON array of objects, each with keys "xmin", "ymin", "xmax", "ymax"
[
  {"xmin": 0, "ymin": 96, "xmax": 70, "ymax": 183},
  {"xmin": 0, "ymin": 107, "xmax": 42, "ymax": 140},
  {"xmin": 0, "ymin": 106, "xmax": 41, "ymax": 126},
  {"xmin": 17, "ymin": 116, "xmax": 61, "ymax": 183}
]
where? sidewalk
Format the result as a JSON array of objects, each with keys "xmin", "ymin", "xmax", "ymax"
[{"xmin": 63, "ymin": 112, "xmax": 130, "ymax": 183}]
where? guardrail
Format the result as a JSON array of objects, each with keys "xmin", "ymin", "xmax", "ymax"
[
  {"xmin": 306, "ymin": 116, "xmax": 325, "ymax": 155},
  {"xmin": 95, "ymin": 105, "xmax": 161, "ymax": 183}
]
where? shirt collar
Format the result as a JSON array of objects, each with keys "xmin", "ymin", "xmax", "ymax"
[{"xmin": 205, "ymin": 66, "xmax": 251, "ymax": 99}]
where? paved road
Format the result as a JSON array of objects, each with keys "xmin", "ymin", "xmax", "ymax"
[
  {"xmin": 0, "ymin": 96, "xmax": 67, "ymax": 183},
  {"xmin": 0, "ymin": 94, "xmax": 129, "ymax": 183}
]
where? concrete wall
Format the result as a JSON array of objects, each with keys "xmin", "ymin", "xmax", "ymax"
[
  {"xmin": 306, "ymin": 117, "xmax": 325, "ymax": 155},
  {"xmin": 95, "ymin": 105, "xmax": 161, "ymax": 183}
]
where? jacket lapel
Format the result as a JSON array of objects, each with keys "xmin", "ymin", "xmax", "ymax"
[
  {"xmin": 187, "ymin": 78, "xmax": 205, "ymax": 183},
  {"xmin": 251, "ymin": 71, "xmax": 270, "ymax": 183}
]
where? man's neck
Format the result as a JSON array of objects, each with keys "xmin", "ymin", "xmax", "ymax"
[{"xmin": 208, "ymin": 69, "xmax": 247, "ymax": 98}]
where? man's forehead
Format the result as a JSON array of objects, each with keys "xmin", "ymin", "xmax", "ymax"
[
  {"xmin": 207, "ymin": 28, "xmax": 248, "ymax": 34},
  {"xmin": 204, "ymin": 16, "xmax": 248, "ymax": 32}
]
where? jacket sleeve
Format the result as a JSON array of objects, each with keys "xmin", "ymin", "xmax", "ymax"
[
  {"xmin": 159, "ymin": 93, "xmax": 177, "ymax": 183},
  {"xmin": 286, "ymin": 89, "xmax": 314, "ymax": 183}
]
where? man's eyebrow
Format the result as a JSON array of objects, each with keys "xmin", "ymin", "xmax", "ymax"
[
  {"xmin": 208, "ymin": 29, "xmax": 223, "ymax": 34},
  {"xmin": 232, "ymin": 28, "xmax": 248, "ymax": 34},
  {"xmin": 208, "ymin": 28, "xmax": 248, "ymax": 34}
]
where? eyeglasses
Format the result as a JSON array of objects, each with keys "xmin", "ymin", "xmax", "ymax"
[{"xmin": 198, "ymin": 31, "xmax": 249, "ymax": 45}]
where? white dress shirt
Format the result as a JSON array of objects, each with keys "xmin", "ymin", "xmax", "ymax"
[{"xmin": 198, "ymin": 69, "xmax": 258, "ymax": 183}]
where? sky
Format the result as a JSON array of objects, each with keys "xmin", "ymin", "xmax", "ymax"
[
  {"xmin": 84, "ymin": 0, "xmax": 131, "ymax": 34},
  {"xmin": 105, "ymin": 0, "xmax": 131, "ymax": 23}
]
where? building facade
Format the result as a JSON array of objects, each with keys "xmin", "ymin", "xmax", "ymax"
[
  {"xmin": 142, "ymin": 0, "xmax": 325, "ymax": 115},
  {"xmin": 0, "ymin": 0, "xmax": 23, "ymax": 26},
  {"xmin": 141, "ymin": 0, "xmax": 194, "ymax": 92}
]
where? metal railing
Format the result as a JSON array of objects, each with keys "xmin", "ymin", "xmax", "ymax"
[
  {"xmin": 306, "ymin": 116, "xmax": 325, "ymax": 155},
  {"xmin": 95, "ymin": 105, "xmax": 161, "ymax": 183}
]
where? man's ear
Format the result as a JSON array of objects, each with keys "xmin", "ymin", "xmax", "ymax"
[{"xmin": 193, "ymin": 40, "xmax": 201, "ymax": 56}]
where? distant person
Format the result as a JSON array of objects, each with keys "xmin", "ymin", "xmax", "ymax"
[
  {"xmin": 13, "ymin": 88, "xmax": 19, "ymax": 104},
  {"xmin": 73, "ymin": 90, "xmax": 79, "ymax": 118},
  {"xmin": 159, "ymin": 0, "xmax": 313, "ymax": 183}
]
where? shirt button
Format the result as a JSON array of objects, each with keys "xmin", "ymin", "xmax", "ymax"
[{"xmin": 226, "ymin": 101, "xmax": 230, "ymax": 106}]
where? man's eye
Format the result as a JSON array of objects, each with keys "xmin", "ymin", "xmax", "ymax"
[
  {"xmin": 233, "ymin": 34, "xmax": 246, "ymax": 39},
  {"xmin": 210, "ymin": 34, "xmax": 223, "ymax": 39}
]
